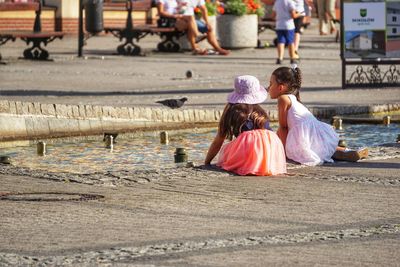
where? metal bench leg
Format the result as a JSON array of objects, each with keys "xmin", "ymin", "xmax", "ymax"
[
  {"xmin": 117, "ymin": 35, "xmax": 141, "ymax": 56},
  {"xmin": 23, "ymin": 38, "xmax": 49, "ymax": 60},
  {"xmin": 21, "ymin": 36, "xmax": 62, "ymax": 60},
  {"xmin": 157, "ymin": 32, "xmax": 181, "ymax": 52}
]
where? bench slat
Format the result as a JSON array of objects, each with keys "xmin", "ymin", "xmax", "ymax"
[
  {"xmin": 149, "ymin": 27, "xmax": 180, "ymax": 33},
  {"xmin": 104, "ymin": 0, "xmax": 152, "ymax": 12},
  {"xmin": 104, "ymin": 25, "xmax": 179, "ymax": 34},
  {"xmin": 0, "ymin": 30, "xmax": 64, "ymax": 38}
]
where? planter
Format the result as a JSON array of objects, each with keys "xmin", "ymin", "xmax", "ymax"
[
  {"xmin": 178, "ymin": 15, "xmax": 217, "ymax": 51},
  {"xmin": 217, "ymin": 14, "xmax": 258, "ymax": 49}
]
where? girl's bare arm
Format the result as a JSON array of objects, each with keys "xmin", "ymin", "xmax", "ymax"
[
  {"xmin": 205, "ymin": 133, "xmax": 225, "ymax": 165},
  {"xmin": 291, "ymin": 10, "xmax": 300, "ymax": 19},
  {"xmin": 277, "ymin": 95, "xmax": 291, "ymax": 147}
]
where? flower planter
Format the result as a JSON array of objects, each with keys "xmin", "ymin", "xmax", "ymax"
[{"xmin": 217, "ymin": 14, "xmax": 258, "ymax": 48}]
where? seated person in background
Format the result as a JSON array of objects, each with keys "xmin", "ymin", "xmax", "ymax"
[
  {"xmin": 156, "ymin": 0, "xmax": 199, "ymax": 46},
  {"xmin": 156, "ymin": 0, "xmax": 229, "ymax": 55},
  {"xmin": 191, "ymin": 0, "xmax": 230, "ymax": 55}
]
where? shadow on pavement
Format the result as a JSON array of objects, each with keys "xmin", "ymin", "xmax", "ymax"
[
  {"xmin": 1, "ymin": 86, "xmax": 369, "ymax": 97},
  {"xmin": 324, "ymin": 161, "xmax": 400, "ymax": 169},
  {"xmin": 0, "ymin": 88, "xmax": 232, "ymax": 96}
]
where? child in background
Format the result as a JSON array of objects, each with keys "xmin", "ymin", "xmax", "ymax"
[
  {"xmin": 272, "ymin": 0, "xmax": 301, "ymax": 64},
  {"xmin": 293, "ymin": 0, "xmax": 305, "ymax": 57},
  {"xmin": 205, "ymin": 75, "xmax": 287, "ymax": 176},
  {"xmin": 267, "ymin": 65, "xmax": 368, "ymax": 166}
]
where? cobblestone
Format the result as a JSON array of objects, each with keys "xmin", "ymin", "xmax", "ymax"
[{"xmin": 0, "ymin": 224, "xmax": 398, "ymax": 266}]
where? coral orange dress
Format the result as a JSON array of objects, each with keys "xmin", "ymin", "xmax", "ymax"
[{"xmin": 217, "ymin": 128, "xmax": 287, "ymax": 176}]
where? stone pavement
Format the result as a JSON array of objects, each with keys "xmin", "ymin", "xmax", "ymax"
[
  {"xmin": 0, "ymin": 23, "xmax": 399, "ymax": 110},
  {"xmin": 0, "ymin": 21, "xmax": 400, "ymax": 266}
]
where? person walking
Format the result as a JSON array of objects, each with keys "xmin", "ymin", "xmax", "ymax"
[
  {"xmin": 316, "ymin": 0, "xmax": 337, "ymax": 35},
  {"xmin": 293, "ymin": 0, "xmax": 305, "ymax": 57},
  {"xmin": 272, "ymin": 0, "xmax": 301, "ymax": 64}
]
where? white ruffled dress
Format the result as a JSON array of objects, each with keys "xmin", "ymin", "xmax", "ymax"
[{"xmin": 285, "ymin": 94, "xmax": 339, "ymax": 166}]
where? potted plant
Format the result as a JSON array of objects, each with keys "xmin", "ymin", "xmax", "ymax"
[
  {"xmin": 194, "ymin": 0, "xmax": 225, "ymax": 32},
  {"xmin": 217, "ymin": 0, "xmax": 265, "ymax": 48},
  {"xmin": 223, "ymin": 0, "xmax": 264, "ymax": 16}
]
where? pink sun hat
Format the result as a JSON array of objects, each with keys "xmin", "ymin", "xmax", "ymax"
[{"xmin": 227, "ymin": 75, "xmax": 268, "ymax": 104}]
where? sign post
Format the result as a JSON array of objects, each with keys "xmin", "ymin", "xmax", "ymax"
[{"xmin": 341, "ymin": 0, "xmax": 400, "ymax": 88}]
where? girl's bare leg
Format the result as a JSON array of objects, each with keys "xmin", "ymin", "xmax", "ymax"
[
  {"xmin": 185, "ymin": 16, "xmax": 200, "ymax": 37},
  {"xmin": 177, "ymin": 17, "xmax": 202, "ymax": 52},
  {"xmin": 294, "ymin": 33, "xmax": 301, "ymax": 52},
  {"xmin": 288, "ymin": 43, "xmax": 297, "ymax": 59},
  {"xmin": 277, "ymin": 43, "xmax": 285, "ymax": 60},
  {"xmin": 332, "ymin": 146, "xmax": 368, "ymax": 162}
]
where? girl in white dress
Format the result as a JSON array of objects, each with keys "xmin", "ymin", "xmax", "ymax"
[{"xmin": 267, "ymin": 65, "xmax": 368, "ymax": 166}]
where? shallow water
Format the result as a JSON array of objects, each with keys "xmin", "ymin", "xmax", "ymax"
[
  {"xmin": 1, "ymin": 123, "xmax": 399, "ymax": 174},
  {"xmin": 1, "ymin": 132, "xmax": 213, "ymax": 174},
  {"xmin": 337, "ymin": 123, "xmax": 399, "ymax": 148}
]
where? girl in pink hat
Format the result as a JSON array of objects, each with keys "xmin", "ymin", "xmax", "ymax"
[{"xmin": 205, "ymin": 75, "xmax": 287, "ymax": 176}]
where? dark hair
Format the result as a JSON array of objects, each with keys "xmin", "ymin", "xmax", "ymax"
[
  {"xmin": 272, "ymin": 66, "xmax": 302, "ymax": 102},
  {"xmin": 218, "ymin": 103, "xmax": 269, "ymax": 139}
]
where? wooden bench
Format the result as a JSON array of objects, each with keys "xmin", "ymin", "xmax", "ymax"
[
  {"xmin": 104, "ymin": 0, "xmax": 184, "ymax": 55},
  {"xmin": 0, "ymin": 1, "xmax": 64, "ymax": 60}
]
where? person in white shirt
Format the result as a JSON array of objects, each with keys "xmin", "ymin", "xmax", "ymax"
[
  {"xmin": 156, "ymin": 0, "xmax": 199, "ymax": 45},
  {"xmin": 272, "ymin": 0, "xmax": 301, "ymax": 64}
]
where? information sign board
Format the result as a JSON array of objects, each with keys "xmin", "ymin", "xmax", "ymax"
[
  {"xmin": 343, "ymin": 0, "xmax": 400, "ymax": 59},
  {"xmin": 341, "ymin": 0, "xmax": 400, "ymax": 88}
]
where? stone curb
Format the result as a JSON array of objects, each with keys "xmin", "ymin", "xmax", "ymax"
[
  {"xmin": 0, "ymin": 100, "xmax": 399, "ymax": 141},
  {"xmin": 0, "ymin": 100, "xmax": 222, "ymax": 141}
]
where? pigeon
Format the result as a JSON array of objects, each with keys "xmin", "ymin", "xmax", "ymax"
[{"xmin": 156, "ymin": 97, "xmax": 188, "ymax": 109}]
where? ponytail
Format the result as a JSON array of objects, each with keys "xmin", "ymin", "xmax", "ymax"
[{"xmin": 292, "ymin": 66, "xmax": 302, "ymax": 102}]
